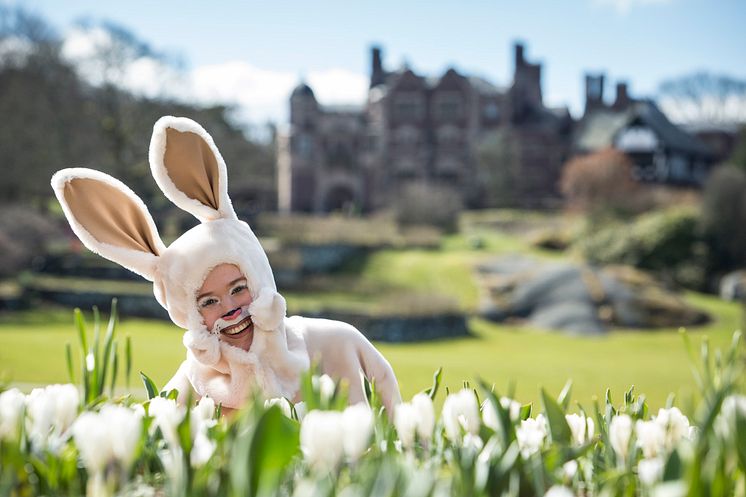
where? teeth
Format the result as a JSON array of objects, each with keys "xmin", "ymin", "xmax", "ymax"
[{"xmin": 223, "ymin": 317, "xmax": 253, "ymax": 336}]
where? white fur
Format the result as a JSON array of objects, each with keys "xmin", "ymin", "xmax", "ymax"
[
  {"xmin": 51, "ymin": 168, "xmax": 165, "ymax": 281},
  {"xmin": 149, "ymin": 116, "xmax": 237, "ymax": 222}
]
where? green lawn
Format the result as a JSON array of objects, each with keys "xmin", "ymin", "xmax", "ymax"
[
  {"xmin": 2, "ymin": 220, "xmax": 743, "ymax": 414},
  {"xmin": 1, "ymin": 293, "xmax": 741, "ymax": 415}
]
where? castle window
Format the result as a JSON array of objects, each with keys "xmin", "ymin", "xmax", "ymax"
[
  {"xmin": 433, "ymin": 92, "xmax": 463, "ymax": 121},
  {"xmin": 483, "ymin": 102, "xmax": 499, "ymax": 120},
  {"xmin": 295, "ymin": 134, "xmax": 313, "ymax": 158},
  {"xmin": 393, "ymin": 92, "xmax": 425, "ymax": 121}
]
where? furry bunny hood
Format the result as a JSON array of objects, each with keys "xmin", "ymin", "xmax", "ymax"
[{"xmin": 51, "ymin": 117, "xmax": 309, "ymax": 407}]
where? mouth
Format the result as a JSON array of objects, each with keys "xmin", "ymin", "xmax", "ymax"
[{"xmin": 220, "ymin": 316, "xmax": 253, "ymax": 337}]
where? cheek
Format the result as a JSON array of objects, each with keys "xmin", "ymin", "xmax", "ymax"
[{"xmin": 199, "ymin": 307, "xmax": 218, "ymax": 330}]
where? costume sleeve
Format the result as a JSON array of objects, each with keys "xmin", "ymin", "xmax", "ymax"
[
  {"xmin": 162, "ymin": 360, "xmax": 197, "ymax": 405},
  {"xmin": 355, "ymin": 334, "xmax": 402, "ymax": 415}
]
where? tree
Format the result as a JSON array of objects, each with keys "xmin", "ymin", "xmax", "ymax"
[
  {"xmin": 700, "ymin": 165, "xmax": 746, "ymax": 271},
  {"xmin": 657, "ymin": 72, "xmax": 746, "ymax": 126},
  {"xmin": 475, "ymin": 128, "xmax": 521, "ymax": 207},
  {"xmin": 559, "ymin": 148, "xmax": 640, "ymax": 218}
]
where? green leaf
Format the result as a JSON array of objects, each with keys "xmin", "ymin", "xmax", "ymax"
[
  {"xmin": 140, "ymin": 371, "xmax": 159, "ymax": 400},
  {"xmin": 65, "ymin": 343, "xmax": 74, "ymax": 384},
  {"xmin": 98, "ymin": 299, "xmax": 118, "ymax": 396},
  {"xmin": 74, "ymin": 308, "xmax": 87, "ymax": 352},
  {"xmin": 125, "ymin": 335, "xmax": 132, "ymax": 390},
  {"xmin": 424, "ymin": 367, "xmax": 443, "ymax": 401},
  {"xmin": 557, "ymin": 380, "xmax": 573, "ymax": 410},
  {"xmin": 232, "ymin": 406, "xmax": 300, "ymax": 497},
  {"xmin": 520, "ymin": 403, "xmax": 532, "ymax": 420},
  {"xmin": 109, "ymin": 341, "xmax": 119, "ymax": 398},
  {"xmin": 733, "ymin": 403, "xmax": 746, "ymax": 472},
  {"xmin": 541, "ymin": 388, "xmax": 572, "ymax": 445}
]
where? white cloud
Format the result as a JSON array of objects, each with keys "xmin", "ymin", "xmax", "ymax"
[
  {"xmin": 592, "ymin": 0, "xmax": 672, "ymax": 14},
  {"xmin": 61, "ymin": 26, "xmax": 368, "ymax": 126}
]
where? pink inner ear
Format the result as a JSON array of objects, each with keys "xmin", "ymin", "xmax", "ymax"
[
  {"xmin": 163, "ymin": 128, "xmax": 221, "ymax": 211},
  {"xmin": 63, "ymin": 178, "xmax": 162, "ymax": 255}
]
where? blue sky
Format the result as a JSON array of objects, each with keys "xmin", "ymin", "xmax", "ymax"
[{"xmin": 13, "ymin": 0, "xmax": 746, "ymax": 123}]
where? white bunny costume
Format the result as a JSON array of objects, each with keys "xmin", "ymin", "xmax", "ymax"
[{"xmin": 51, "ymin": 116, "xmax": 401, "ymax": 412}]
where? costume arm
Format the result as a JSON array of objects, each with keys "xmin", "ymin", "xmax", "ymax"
[
  {"xmin": 355, "ymin": 333, "xmax": 402, "ymax": 414},
  {"xmin": 162, "ymin": 360, "xmax": 196, "ymax": 405}
]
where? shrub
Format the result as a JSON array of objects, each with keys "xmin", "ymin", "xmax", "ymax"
[
  {"xmin": 700, "ymin": 165, "xmax": 746, "ymax": 272},
  {"xmin": 393, "ymin": 182, "xmax": 462, "ymax": 233},
  {"xmin": 575, "ymin": 206, "xmax": 709, "ymax": 289},
  {"xmin": 0, "ymin": 205, "xmax": 61, "ymax": 277},
  {"xmin": 560, "ymin": 148, "xmax": 642, "ymax": 219}
]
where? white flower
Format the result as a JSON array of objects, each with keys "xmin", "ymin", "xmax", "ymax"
[
  {"xmin": 293, "ymin": 401, "xmax": 307, "ymax": 421},
  {"xmin": 516, "ymin": 414, "xmax": 548, "ymax": 459},
  {"xmin": 300, "ymin": 410, "xmax": 345, "ymax": 472},
  {"xmin": 653, "ymin": 407, "xmax": 691, "ymax": 451},
  {"xmin": 609, "ymin": 414, "xmax": 633, "ymax": 461},
  {"xmin": 341, "ymin": 403, "xmax": 374, "ymax": 461},
  {"xmin": 313, "ymin": 374, "xmax": 336, "ymax": 403},
  {"xmin": 637, "ymin": 457, "xmax": 664, "ymax": 486},
  {"xmin": 412, "ymin": 393, "xmax": 435, "ymax": 440},
  {"xmin": 25, "ymin": 384, "xmax": 79, "ymax": 451},
  {"xmin": 715, "ymin": 395, "xmax": 746, "ymax": 439},
  {"xmin": 191, "ymin": 429, "xmax": 216, "ymax": 467},
  {"xmin": 395, "ymin": 393, "xmax": 435, "ymax": 449},
  {"xmin": 148, "ymin": 397, "xmax": 185, "ymax": 448},
  {"xmin": 651, "ymin": 481, "xmax": 687, "ymax": 497},
  {"xmin": 463, "ymin": 432, "xmax": 484, "ymax": 451},
  {"xmin": 565, "ymin": 413, "xmax": 595, "ymax": 445},
  {"xmin": 562, "ymin": 460, "xmax": 578, "ymax": 479},
  {"xmin": 189, "ymin": 397, "xmax": 217, "ymax": 467},
  {"xmin": 635, "ymin": 419, "xmax": 666, "ymax": 459},
  {"xmin": 442, "ymin": 389, "xmax": 480, "ymax": 443},
  {"xmin": 544, "ymin": 485, "xmax": 575, "ymax": 497},
  {"xmin": 0, "ymin": 388, "xmax": 26, "ymax": 441},
  {"xmin": 265, "ymin": 397, "xmax": 293, "ymax": 418},
  {"xmin": 72, "ymin": 405, "xmax": 142, "ymax": 473},
  {"xmin": 394, "ymin": 402, "xmax": 418, "ymax": 449}
]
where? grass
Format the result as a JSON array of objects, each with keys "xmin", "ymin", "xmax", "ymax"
[
  {"xmin": 1, "ymin": 293, "xmax": 741, "ymax": 414},
  {"xmin": 2, "ymin": 212, "xmax": 743, "ymax": 414}
]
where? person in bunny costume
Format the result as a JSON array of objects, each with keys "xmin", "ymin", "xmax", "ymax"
[{"xmin": 51, "ymin": 116, "xmax": 401, "ymax": 414}]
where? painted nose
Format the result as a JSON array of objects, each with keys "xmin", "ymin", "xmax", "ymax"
[{"xmin": 223, "ymin": 308, "xmax": 242, "ymax": 320}]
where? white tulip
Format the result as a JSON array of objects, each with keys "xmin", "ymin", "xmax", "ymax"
[
  {"xmin": 411, "ymin": 393, "xmax": 435, "ymax": 440},
  {"xmin": 609, "ymin": 414, "xmax": 633, "ymax": 461},
  {"xmin": 191, "ymin": 429, "xmax": 216, "ymax": 468},
  {"xmin": 341, "ymin": 403, "xmax": 374, "ymax": 461},
  {"xmin": 516, "ymin": 414, "xmax": 547, "ymax": 459},
  {"xmin": 293, "ymin": 401, "xmax": 308, "ymax": 421},
  {"xmin": 72, "ymin": 411, "xmax": 113, "ymax": 474},
  {"xmin": 300, "ymin": 410, "xmax": 345, "ymax": 472},
  {"xmin": 635, "ymin": 419, "xmax": 666, "ymax": 459},
  {"xmin": 482, "ymin": 400, "xmax": 499, "ymax": 431},
  {"xmin": 72, "ymin": 405, "xmax": 142, "ymax": 474},
  {"xmin": 637, "ymin": 457, "xmax": 664, "ymax": 486},
  {"xmin": 148, "ymin": 397, "xmax": 185, "ymax": 448},
  {"xmin": 192, "ymin": 396, "xmax": 216, "ymax": 427},
  {"xmin": 463, "ymin": 432, "xmax": 484, "ymax": 451},
  {"xmin": 651, "ymin": 481, "xmax": 687, "ymax": 497},
  {"xmin": 26, "ymin": 384, "xmax": 79, "ymax": 452},
  {"xmin": 313, "ymin": 374, "xmax": 336, "ymax": 403},
  {"xmin": 395, "ymin": 393, "xmax": 435, "ymax": 449},
  {"xmin": 653, "ymin": 407, "xmax": 691, "ymax": 451},
  {"xmin": 265, "ymin": 397, "xmax": 293, "ymax": 418},
  {"xmin": 715, "ymin": 395, "xmax": 746, "ymax": 439},
  {"xmin": 544, "ymin": 485, "xmax": 575, "ymax": 497},
  {"xmin": 394, "ymin": 402, "xmax": 418, "ymax": 449},
  {"xmin": 565, "ymin": 413, "xmax": 595, "ymax": 445},
  {"xmin": 0, "ymin": 388, "xmax": 26, "ymax": 441},
  {"xmin": 442, "ymin": 389, "xmax": 480, "ymax": 443},
  {"xmin": 562, "ymin": 460, "xmax": 578, "ymax": 479}
]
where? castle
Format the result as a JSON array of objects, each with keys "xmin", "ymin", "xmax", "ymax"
[{"xmin": 277, "ymin": 43, "xmax": 713, "ymax": 214}]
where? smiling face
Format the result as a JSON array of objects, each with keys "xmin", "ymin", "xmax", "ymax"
[{"xmin": 197, "ymin": 263, "xmax": 254, "ymax": 351}]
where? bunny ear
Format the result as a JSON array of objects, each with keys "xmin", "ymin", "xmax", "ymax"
[
  {"xmin": 149, "ymin": 116, "xmax": 236, "ymax": 222},
  {"xmin": 51, "ymin": 168, "xmax": 166, "ymax": 281}
]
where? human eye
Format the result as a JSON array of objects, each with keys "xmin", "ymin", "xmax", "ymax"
[
  {"xmin": 199, "ymin": 297, "xmax": 218, "ymax": 308},
  {"xmin": 231, "ymin": 284, "xmax": 248, "ymax": 295}
]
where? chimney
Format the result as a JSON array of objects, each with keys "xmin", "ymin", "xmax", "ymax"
[
  {"xmin": 370, "ymin": 45, "xmax": 385, "ymax": 87},
  {"xmin": 612, "ymin": 81, "xmax": 630, "ymax": 110},
  {"xmin": 514, "ymin": 42, "xmax": 525, "ymax": 69},
  {"xmin": 584, "ymin": 73, "xmax": 605, "ymax": 114}
]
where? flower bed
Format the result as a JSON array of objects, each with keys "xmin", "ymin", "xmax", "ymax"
[{"xmin": 1, "ymin": 304, "xmax": 744, "ymax": 496}]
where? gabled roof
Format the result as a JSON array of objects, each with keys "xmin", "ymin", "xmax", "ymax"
[{"xmin": 575, "ymin": 100, "xmax": 712, "ymax": 156}]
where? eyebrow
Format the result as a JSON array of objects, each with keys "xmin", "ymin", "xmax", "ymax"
[{"xmin": 196, "ymin": 278, "xmax": 247, "ymax": 301}]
